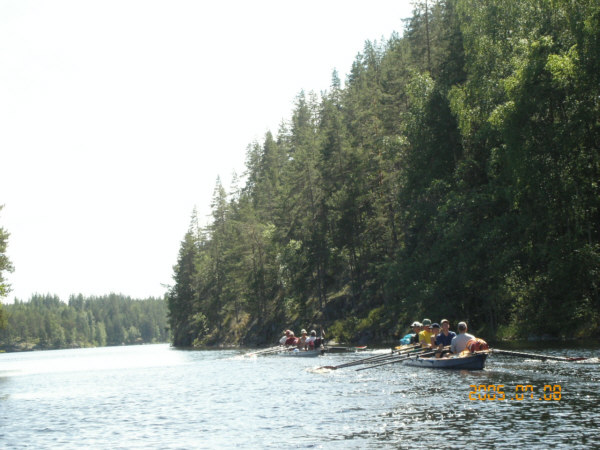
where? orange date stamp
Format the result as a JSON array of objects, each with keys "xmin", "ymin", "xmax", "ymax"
[{"xmin": 469, "ymin": 384, "xmax": 562, "ymax": 401}]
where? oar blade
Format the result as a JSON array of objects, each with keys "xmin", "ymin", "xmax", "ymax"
[{"xmin": 493, "ymin": 348, "xmax": 587, "ymax": 362}]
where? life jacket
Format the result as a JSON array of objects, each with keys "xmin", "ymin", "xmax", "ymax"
[
  {"xmin": 466, "ymin": 338, "xmax": 489, "ymax": 352},
  {"xmin": 400, "ymin": 334, "xmax": 414, "ymax": 345}
]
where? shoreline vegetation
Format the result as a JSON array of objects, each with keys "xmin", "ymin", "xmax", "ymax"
[
  {"xmin": 167, "ymin": 0, "xmax": 600, "ymax": 348},
  {"xmin": 0, "ymin": 294, "xmax": 169, "ymax": 353}
]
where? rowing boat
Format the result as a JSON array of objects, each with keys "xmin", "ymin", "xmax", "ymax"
[
  {"xmin": 279, "ymin": 348, "xmax": 324, "ymax": 357},
  {"xmin": 325, "ymin": 346, "xmax": 367, "ymax": 353},
  {"xmin": 403, "ymin": 352, "xmax": 488, "ymax": 370}
]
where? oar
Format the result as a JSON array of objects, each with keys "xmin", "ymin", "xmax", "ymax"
[
  {"xmin": 355, "ymin": 346, "xmax": 428, "ymax": 367},
  {"xmin": 329, "ymin": 349, "xmax": 409, "ymax": 369},
  {"xmin": 356, "ymin": 346, "xmax": 450, "ymax": 371},
  {"xmin": 317, "ymin": 345, "xmax": 421, "ymax": 370},
  {"xmin": 244, "ymin": 345, "xmax": 282, "ymax": 357},
  {"xmin": 244, "ymin": 348, "xmax": 279, "ymax": 357},
  {"xmin": 395, "ymin": 344, "xmax": 419, "ymax": 350},
  {"xmin": 317, "ymin": 344, "xmax": 422, "ymax": 370},
  {"xmin": 492, "ymin": 348, "xmax": 587, "ymax": 362}
]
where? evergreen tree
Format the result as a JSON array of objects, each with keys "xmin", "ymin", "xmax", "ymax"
[
  {"xmin": 0, "ymin": 205, "xmax": 14, "ymax": 327},
  {"xmin": 167, "ymin": 225, "xmax": 202, "ymax": 347}
]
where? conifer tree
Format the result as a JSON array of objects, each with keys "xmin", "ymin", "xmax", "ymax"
[
  {"xmin": 167, "ymin": 222, "xmax": 202, "ymax": 347},
  {"xmin": 0, "ymin": 205, "xmax": 13, "ymax": 300},
  {"xmin": 0, "ymin": 205, "xmax": 13, "ymax": 328}
]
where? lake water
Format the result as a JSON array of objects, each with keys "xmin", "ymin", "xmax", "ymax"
[{"xmin": 1, "ymin": 344, "xmax": 598, "ymax": 448}]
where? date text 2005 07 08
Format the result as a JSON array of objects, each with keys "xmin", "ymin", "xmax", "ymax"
[{"xmin": 469, "ymin": 384, "xmax": 562, "ymax": 401}]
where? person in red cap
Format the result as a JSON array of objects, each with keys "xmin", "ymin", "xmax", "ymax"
[{"xmin": 284, "ymin": 331, "xmax": 298, "ymax": 346}]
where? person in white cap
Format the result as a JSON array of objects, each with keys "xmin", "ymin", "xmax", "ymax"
[
  {"xmin": 279, "ymin": 329, "xmax": 291, "ymax": 345},
  {"xmin": 305, "ymin": 330, "xmax": 317, "ymax": 349},
  {"xmin": 409, "ymin": 321, "xmax": 422, "ymax": 344},
  {"xmin": 297, "ymin": 329, "xmax": 308, "ymax": 349}
]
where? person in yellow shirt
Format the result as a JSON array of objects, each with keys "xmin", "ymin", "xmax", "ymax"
[{"xmin": 418, "ymin": 318, "xmax": 433, "ymax": 347}]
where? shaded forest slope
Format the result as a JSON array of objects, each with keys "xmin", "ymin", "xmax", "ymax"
[{"xmin": 168, "ymin": 0, "xmax": 600, "ymax": 346}]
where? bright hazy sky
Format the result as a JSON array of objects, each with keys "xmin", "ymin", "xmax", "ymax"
[{"xmin": 0, "ymin": 0, "xmax": 414, "ymax": 303}]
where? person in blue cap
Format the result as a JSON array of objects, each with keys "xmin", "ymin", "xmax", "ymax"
[{"xmin": 429, "ymin": 322, "xmax": 441, "ymax": 346}]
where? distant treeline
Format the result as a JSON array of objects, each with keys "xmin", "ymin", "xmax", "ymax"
[
  {"xmin": 168, "ymin": 0, "xmax": 600, "ymax": 347},
  {"xmin": 0, "ymin": 294, "xmax": 169, "ymax": 351}
]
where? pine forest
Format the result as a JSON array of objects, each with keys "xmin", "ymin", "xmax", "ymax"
[
  {"xmin": 0, "ymin": 294, "xmax": 169, "ymax": 351},
  {"xmin": 168, "ymin": 0, "xmax": 600, "ymax": 347}
]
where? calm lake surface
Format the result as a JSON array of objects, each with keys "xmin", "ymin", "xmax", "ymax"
[{"xmin": 1, "ymin": 343, "xmax": 598, "ymax": 448}]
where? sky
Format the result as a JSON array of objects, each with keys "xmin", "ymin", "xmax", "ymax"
[{"xmin": 0, "ymin": 0, "xmax": 415, "ymax": 303}]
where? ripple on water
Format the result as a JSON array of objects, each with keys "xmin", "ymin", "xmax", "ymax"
[{"xmin": 1, "ymin": 344, "xmax": 598, "ymax": 448}]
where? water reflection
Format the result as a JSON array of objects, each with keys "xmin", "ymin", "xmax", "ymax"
[{"xmin": 1, "ymin": 344, "xmax": 598, "ymax": 448}]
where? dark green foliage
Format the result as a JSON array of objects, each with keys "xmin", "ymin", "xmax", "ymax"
[
  {"xmin": 0, "ymin": 205, "xmax": 14, "ymax": 324},
  {"xmin": 168, "ymin": 0, "xmax": 600, "ymax": 344},
  {"xmin": 0, "ymin": 293, "xmax": 169, "ymax": 350},
  {"xmin": 0, "ymin": 205, "xmax": 14, "ymax": 329}
]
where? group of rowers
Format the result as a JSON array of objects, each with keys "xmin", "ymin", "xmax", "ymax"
[
  {"xmin": 279, "ymin": 329, "xmax": 323, "ymax": 350},
  {"xmin": 401, "ymin": 318, "xmax": 488, "ymax": 357},
  {"xmin": 277, "ymin": 320, "xmax": 486, "ymax": 356}
]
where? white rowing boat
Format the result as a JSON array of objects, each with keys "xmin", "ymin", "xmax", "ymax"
[{"xmin": 279, "ymin": 348, "xmax": 324, "ymax": 357}]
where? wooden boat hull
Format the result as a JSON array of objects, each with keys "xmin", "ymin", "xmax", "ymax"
[{"xmin": 403, "ymin": 352, "xmax": 488, "ymax": 370}]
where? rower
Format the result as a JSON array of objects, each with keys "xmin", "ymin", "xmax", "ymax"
[
  {"xmin": 279, "ymin": 329, "xmax": 291, "ymax": 345},
  {"xmin": 410, "ymin": 321, "xmax": 422, "ymax": 344},
  {"xmin": 284, "ymin": 331, "xmax": 298, "ymax": 346},
  {"xmin": 450, "ymin": 322, "xmax": 475, "ymax": 355},
  {"xmin": 297, "ymin": 329, "xmax": 308, "ymax": 349},
  {"xmin": 418, "ymin": 319, "xmax": 433, "ymax": 348},
  {"xmin": 430, "ymin": 323, "xmax": 441, "ymax": 347},
  {"xmin": 400, "ymin": 321, "xmax": 421, "ymax": 345},
  {"xmin": 434, "ymin": 319, "xmax": 456, "ymax": 357},
  {"xmin": 306, "ymin": 330, "xmax": 317, "ymax": 349}
]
